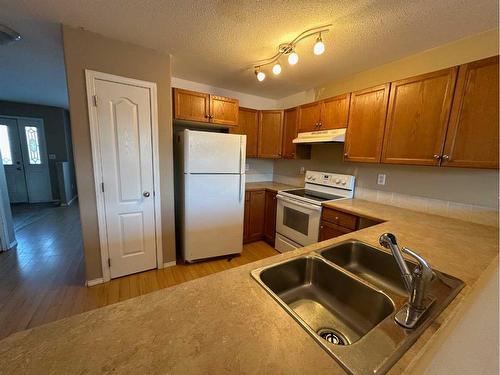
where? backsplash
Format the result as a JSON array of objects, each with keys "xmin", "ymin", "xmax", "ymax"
[{"xmin": 245, "ymin": 158, "xmax": 274, "ymax": 182}]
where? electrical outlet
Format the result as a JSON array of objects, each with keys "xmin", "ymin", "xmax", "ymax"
[
  {"xmin": 299, "ymin": 166, "xmax": 306, "ymax": 175},
  {"xmin": 377, "ymin": 174, "xmax": 386, "ymax": 185}
]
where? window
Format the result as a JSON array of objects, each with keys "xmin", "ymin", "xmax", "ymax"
[
  {"xmin": 0, "ymin": 125, "xmax": 13, "ymax": 165},
  {"xmin": 24, "ymin": 126, "xmax": 41, "ymax": 165}
]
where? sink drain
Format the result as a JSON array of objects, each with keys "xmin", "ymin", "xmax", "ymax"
[{"xmin": 317, "ymin": 328, "xmax": 348, "ymax": 345}]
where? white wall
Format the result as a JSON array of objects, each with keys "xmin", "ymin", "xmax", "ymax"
[{"xmin": 172, "ymin": 77, "xmax": 278, "ymax": 109}]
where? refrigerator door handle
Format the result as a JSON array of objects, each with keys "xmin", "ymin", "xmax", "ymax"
[{"xmin": 239, "ymin": 174, "xmax": 243, "ymax": 202}]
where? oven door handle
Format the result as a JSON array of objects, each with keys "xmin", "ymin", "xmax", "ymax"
[{"xmin": 277, "ymin": 194, "xmax": 322, "ymax": 212}]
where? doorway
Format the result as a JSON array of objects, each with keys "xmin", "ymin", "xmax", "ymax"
[{"xmin": 0, "ymin": 116, "xmax": 52, "ymax": 203}]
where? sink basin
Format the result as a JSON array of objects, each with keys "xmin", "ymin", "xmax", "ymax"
[
  {"xmin": 259, "ymin": 256, "xmax": 394, "ymax": 344},
  {"xmin": 251, "ymin": 240, "xmax": 465, "ymax": 374},
  {"xmin": 319, "ymin": 240, "xmax": 415, "ymax": 296}
]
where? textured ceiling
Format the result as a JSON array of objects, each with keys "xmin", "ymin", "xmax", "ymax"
[{"xmin": 0, "ymin": 0, "xmax": 498, "ymax": 107}]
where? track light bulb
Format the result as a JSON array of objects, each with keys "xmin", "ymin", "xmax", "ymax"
[
  {"xmin": 313, "ymin": 35, "xmax": 325, "ymax": 55},
  {"xmin": 272, "ymin": 63, "xmax": 282, "ymax": 75},
  {"xmin": 255, "ymin": 69, "xmax": 266, "ymax": 82},
  {"xmin": 288, "ymin": 51, "xmax": 299, "ymax": 65}
]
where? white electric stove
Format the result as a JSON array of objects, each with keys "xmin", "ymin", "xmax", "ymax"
[{"xmin": 275, "ymin": 170, "xmax": 356, "ymax": 253}]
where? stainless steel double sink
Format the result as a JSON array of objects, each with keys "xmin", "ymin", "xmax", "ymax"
[{"xmin": 251, "ymin": 240, "xmax": 464, "ymax": 374}]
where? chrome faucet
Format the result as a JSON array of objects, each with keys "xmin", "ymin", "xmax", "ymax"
[{"xmin": 379, "ymin": 233, "xmax": 435, "ymax": 329}]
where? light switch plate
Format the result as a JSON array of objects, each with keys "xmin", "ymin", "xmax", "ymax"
[{"xmin": 377, "ymin": 174, "xmax": 386, "ymax": 185}]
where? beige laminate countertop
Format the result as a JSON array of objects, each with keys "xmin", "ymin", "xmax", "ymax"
[
  {"xmin": 245, "ymin": 181, "xmax": 298, "ymax": 192},
  {"xmin": 0, "ymin": 199, "xmax": 497, "ymax": 374}
]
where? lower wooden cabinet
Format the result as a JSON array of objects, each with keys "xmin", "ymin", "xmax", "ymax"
[
  {"xmin": 263, "ymin": 190, "xmax": 277, "ymax": 246},
  {"xmin": 319, "ymin": 221, "xmax": 353, "ymax": 241},
  {"xmin": 319, "ymin": 208, "xmax": 359, "ymax": 241},
  {"xmin": 243, "ymin": 189, "xmax": 278, "ymax": 246},
  {"xmin": 243, "ymin": 190, "xmax": 266, "ymax": 243}
]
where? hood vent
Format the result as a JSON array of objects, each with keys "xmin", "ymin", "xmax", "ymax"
[{"xmin": 292, "ymin": 128, "xmax": 346, "ymax": 144}]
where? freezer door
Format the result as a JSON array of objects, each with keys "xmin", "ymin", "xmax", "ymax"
[
  {"xmin": 184, "ymin": 130, "xmax": 246, "ymax": 174},
  {"xmin": 182, "ymin": 173, "xmax": 245, "ymax": 261}
]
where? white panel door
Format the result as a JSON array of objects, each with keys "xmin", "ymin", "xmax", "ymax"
[
  {"xmin": 95, "ymin": 79, "xmax": 157, "ymax": 278},
  {"xmin": 185, "ymin": 130, "xmax": 245, "ymax": 174},
  {"xmin": 183, "ymin": 173, "xmax": 244, "ymax": 261},
  {"xmin": 18, "ymin": 118, "xmax": 52, "ymax": 203},
  {"xmin": 0, "ymin": 117, "xmax": 28, "ymax": 203}
]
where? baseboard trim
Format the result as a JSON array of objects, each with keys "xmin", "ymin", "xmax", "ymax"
[
  {"xmin": 163, "ymin": 261, "xmax": 177, "ymax": 268},
  {"xmin": 61, "ymin": 195, "xmax": 78, "ymax": 207},
  {"xmin": 86, "ymin": 277, "xmax": 105, "ymax": 287}
]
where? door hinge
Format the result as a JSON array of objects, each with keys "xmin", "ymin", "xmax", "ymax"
[
  {"xmin": 108, "ymin": 258, "xmax": 111, "ymax": 267},
  {"xmin": 101, "ymin": 182, "xmax": 104, "ymax": 192},
  {"xmin": 92, "ymin": 95, "xmax": 98, "ymax": 107}
]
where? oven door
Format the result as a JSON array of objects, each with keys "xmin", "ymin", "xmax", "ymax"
[{"xmin": 276, "ymin": 194, "xmax": 322, "ymax": 246}]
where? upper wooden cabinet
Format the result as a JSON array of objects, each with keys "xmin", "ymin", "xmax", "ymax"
[
  {"xmin": 173, "ymin": 88, "xmax": 210, "ymax": 123},
  {"xmin": 258, "ymin": 110, "xmax": 284, "ymax": 159},
  {"xmin": 442, "ymin": 56, "xmax": 499, "ymax": 169},
  {"xmin": 381, "ymin": 67, "xmax": 458, "ymax": 166},
  {"xmin": 230, "ymin": 108, "xmax": 259, "ymax": 158},
  {"xmin": 209, "ymin": 95, "xmax": 239, "ymax": 125},
  {"xmin": 298, "ymin": 94, "xmax": 350, "ymax": 132},
  {"xmin": 282, "ymin": 108, "xmax": 299, "ymax": 159},
  {"xmin": 344, "ymin": 84, "xmax": 390, "ymax": 163},
  {"xmin": 321, "ymin": 93, "xmax": 351, "ymax": 130},
  {"xmin": 172, "ymin": 88, "xmax": 239, "ymax": 126}
]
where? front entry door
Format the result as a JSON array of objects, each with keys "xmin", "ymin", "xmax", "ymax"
[
  {"xmin": 0, "ymin": 117, "xmax": 52, "ymax": 203},
  {"xmin": 93, "ymin": 78, "xmax": 157, "ymax": 278}
]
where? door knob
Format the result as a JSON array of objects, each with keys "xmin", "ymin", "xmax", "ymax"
[
  {"xmin": 16, "ymin": 167, "xmax": 22, "ymax": 171},
  {"xmin": 143, "ymin": 191, "xmax": 151, "ymax": 197}
]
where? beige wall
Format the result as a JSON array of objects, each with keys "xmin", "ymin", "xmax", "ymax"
[
  {"xmin": 62, "ymin": 26, "xmax": 175, "ymax": 280},
  {"xmin": 274, "ymin": 29, "xmax": 499, "ymax": 209}
]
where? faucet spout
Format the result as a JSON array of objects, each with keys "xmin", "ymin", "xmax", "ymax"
[{"xmin": 378, "ymin": 233, "xmax": 435, "ymax": 329}]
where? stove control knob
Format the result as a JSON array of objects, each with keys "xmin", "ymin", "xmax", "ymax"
[
  {"xmin": 335, "ymin": 179, "xmax": 341, "ymax": 184},
  {"xmin": 341, "ymin": 180, "xmax": 347, "ymax": 185}
]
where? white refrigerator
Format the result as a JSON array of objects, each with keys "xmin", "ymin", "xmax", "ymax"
[{"xmin": 177, "ymin": 130, "xmax": 246, "ymax": 262}]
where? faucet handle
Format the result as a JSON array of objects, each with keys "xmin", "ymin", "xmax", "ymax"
[{"xmin": 401, "ymin": 247, "xmax": 433, "ymax": 280}]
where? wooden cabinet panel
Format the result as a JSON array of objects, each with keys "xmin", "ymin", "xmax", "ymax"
[
  {"xmin": 319, "ymin": 221, "xmax": 353, "ymax": 241},
  {"xmin": 282, "ymin": 108, "xmax": 298, "ymax": 159},
  {"xmin": 231, "ymin": 108, "xmax": 259, "ymax": 158},
  {"xmin": 258, "ymin": 110, "xmax": 284, "ymax": 159},
  {"xmin": 263, "ymin": 190, "xmax": 277, "ymax": 246},
  {"xmin": 210, "ymin": 95, "xmax": 239, "ymax": 126},
  {"xmin": 381, "ymin": 67, "xmax": 458, "ymax": 166},
  {"xmin": 298, "ymin": 102, "xmax": 321, "ymax": 132},
  {"xmin": 443, "ymin": 56, "xmax": 499, "ymax": 169},
  {"xmin": 344, "ymin": 84, "xmax": 390, "ymax": 163},
  {"xmin": 322, "ymin": 208, "xmax": 358, "ymax": 230},
  {"xmin": 243, "ymin": 192, "xmax": 250, "ymax": 242},
  {"xmin": 321, "ymin": 93, "xmax": 351, "ymax": 130},
  {"xmin": 246, "ymin": 190, "xmax": 266, "ymax": 242},
  {"xmin": 173, "ymin": 88, "xmax": 209, "ymax": 123}
]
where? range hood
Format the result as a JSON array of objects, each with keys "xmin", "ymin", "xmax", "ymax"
[{"xmin": 292, "ymin": 128, "xmax": 346, "ymax": 144}]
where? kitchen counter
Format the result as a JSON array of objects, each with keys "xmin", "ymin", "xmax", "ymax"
[
  {"xmin": 245, "ymin": 181, "xmax": 298, "ymax": 192},
  {"xmin": 0, "ymin": 199, "xmax": 497, "ymax": 374}
]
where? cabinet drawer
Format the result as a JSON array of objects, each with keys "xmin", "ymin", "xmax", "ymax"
[
  {"xmin": 319, "ymin": 221, "xmax": 353, "ymax": 241},
  {"xmin": 322, "ymin": 208, "xmax": 358, "ymax": 230}
]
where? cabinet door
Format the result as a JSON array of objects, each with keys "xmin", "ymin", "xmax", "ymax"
[
  {"xmin": 320, "ymin": 93, "xmax": 351, "ymax": 130},
  {"xmin": 258, "ymin": 110, "xmax": 284, "ymax": 159},
  {"xmin": 381, "ymin": 67, "xmax": 458, "ymax": 166},
  {"xmin": 247, "ymin": 190, "xmax": 266, "ymax": 242},
  {"xmin": 319, "ymin": 221, "xmax": 353, "ymax": 241},
  {"xmin": 442, "ymin": 56, "xmax": 499, "ymax": 169},
  {"xmin": 263, "ymin": 190, "xmax": 277, "ymax": 246},
  {"xmin": 282, "ymin": 108, "xmax": 298, "ymax": 159},
  {"xmin": 210, "ymin": 95, "xmax": 239, "ymax": 126},
  {"xmin": 230, "ymin": 108, "xmax": 259, "ymax": 158},
  {"xmin": 173, "ymin": 88, "xmax": 210, "ymax": 123},
  {"xmin": 298, "ymin": 102, "xmax": 321, "ymax": 132},
  {"xmin": 344, "ymin": 84, "xmax": 390, "ymax": 163}
]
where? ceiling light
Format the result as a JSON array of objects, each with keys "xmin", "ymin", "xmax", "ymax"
[
  {"xmin": 0, "ymin": 25, "xmax": 21, "ymax": 46},
  {"xmin": 255, "ymin": 69, "xmax": 266, "ymax": 82},
  {"xmin": 313, "ymin": 34, "xmax": 325, "ymax": 55},
  {"xmin": 272, "ymin": 63, "xmax": 282, "ymax": 75},
  {"xmin": 288, "ymin": 51, "xmax": 299, "ymax": 65}
]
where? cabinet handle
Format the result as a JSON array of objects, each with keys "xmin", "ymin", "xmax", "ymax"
[
  {"xmin": 344, "ymin": 153, "xmax": 348, "ymax": 158},
  {"xmin": 442, "ymin": 155, "xmax": 450, "ymax": 161},
  {"xmin": 320, "ymin": 225, "xmax": 324, "ymax": 229},
  {"xmin": 433, "ymin": 154, "xmax": 441, "ymax": 160}
]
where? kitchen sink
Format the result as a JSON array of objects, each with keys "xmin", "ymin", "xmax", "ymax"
[
  {"xmin": 318, "ymin": 240, "xmax": 414, "ymax": 296},
  {"xmin": 251, "ymin": 240, "xmax": 465, "ymax": 374},
  {"xmin": 259, "ymin": 256, "xmax": 394, "ymax": 345}
]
